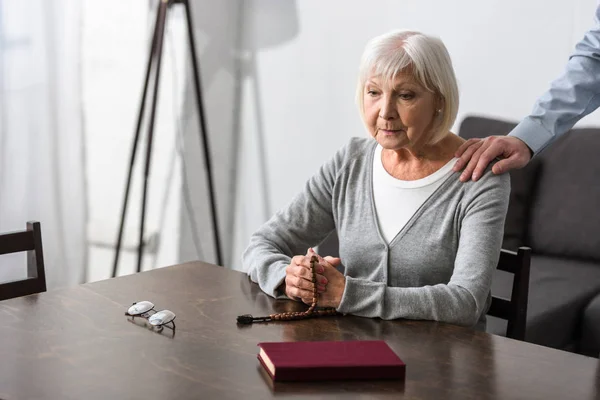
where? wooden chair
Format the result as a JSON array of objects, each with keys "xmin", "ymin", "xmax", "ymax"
[
  {"xmin": 0, "ymin": 221, "xmax": 47, "ymax": 301},
  {"xmin": 487, "ymin": 247, "xmax": 532, "ymax": 341}
]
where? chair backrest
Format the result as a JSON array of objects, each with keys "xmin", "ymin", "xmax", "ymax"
[
  {"xmin": 0, "ymin": 221, "xmax": 47, "ymax": 301},
  {"xmin": 487, "ymin": 247, "xmax": 532, "ymax": 341}
]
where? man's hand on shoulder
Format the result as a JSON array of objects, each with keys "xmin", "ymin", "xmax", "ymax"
[{"xmin": 452, "ymin": 135, "xmax": 533, "ymax": 182}]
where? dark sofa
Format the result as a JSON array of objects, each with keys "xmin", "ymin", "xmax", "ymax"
[{"xmin": 459, "ymin": 116, "xmax": 600, "ymax": 356}]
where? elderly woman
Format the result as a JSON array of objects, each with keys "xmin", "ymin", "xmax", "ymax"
[{"xmin": 242, "ymin": 30, "xmax": 510, "ymax": 329}]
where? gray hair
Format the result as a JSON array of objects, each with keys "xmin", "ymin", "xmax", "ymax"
[{"xmin": 356, "ymin": 30, "xmax": 459, "ymax": 143}]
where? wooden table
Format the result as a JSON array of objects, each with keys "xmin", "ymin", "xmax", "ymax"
[{"xmin": 0, "ymin": 262, "xmax": 598, "ymax": 400}]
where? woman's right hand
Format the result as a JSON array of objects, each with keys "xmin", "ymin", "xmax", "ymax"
[{"xmin": 284, "ymin": 254, "xmax": 328, "ymax": 303}]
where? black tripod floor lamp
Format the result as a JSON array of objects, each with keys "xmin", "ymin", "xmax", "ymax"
[{"xmin": 112, "ymin": 0, "xmax": 222, "ymax": 278}]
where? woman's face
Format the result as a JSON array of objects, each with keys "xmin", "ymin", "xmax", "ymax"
[{"xmin": 363, "ymin": 71, "xmax": 440, "ymax": 151}]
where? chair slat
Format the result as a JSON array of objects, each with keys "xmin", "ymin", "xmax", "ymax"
[
  {"xmin": 0, "ymin": 231, "xmax": 35, "ymax": 255},
  {"xmin": 0, "ymin": 222, "xmax": 46, "ymax": 302},
  {"xmin": 496, "ymin": 249, "xmax": 519, "ymax": 274},
  {"xmin": 0, "ymin": 278, "xmax": 46, "ymax": 302}
]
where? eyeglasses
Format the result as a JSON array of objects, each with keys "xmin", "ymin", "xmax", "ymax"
[{"xmin": 125, "ymin": 301, "xmax": 176, "ymax": 331}]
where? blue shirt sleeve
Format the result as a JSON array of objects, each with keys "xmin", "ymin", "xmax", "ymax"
[{"xmin": 509, "ymin": 5, "xmax": 600, "ymax": 155}]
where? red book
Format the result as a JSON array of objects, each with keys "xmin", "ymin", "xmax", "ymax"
[{"xmin": 257, "ymin": 340, "xmax": 406, "ymax": 382}]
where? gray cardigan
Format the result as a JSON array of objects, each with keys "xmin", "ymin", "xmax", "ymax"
[{"xmin": 243, "ymin": 137, "xmax": 510, "ymax": 327}]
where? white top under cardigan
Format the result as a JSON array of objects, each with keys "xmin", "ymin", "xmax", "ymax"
[{"xmin": 372, "ymin": 144, "xmax": 458, "ymax": 243}]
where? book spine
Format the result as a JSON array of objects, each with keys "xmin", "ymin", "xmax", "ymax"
[{"xmin": 274, "ymin": 365, "xmax": 406, "ymax": 382}]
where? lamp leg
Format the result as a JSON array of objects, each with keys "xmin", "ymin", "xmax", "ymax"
[
  {"xmin": 115, "ymin": 0, "xmax": 222, "ymax": 276},
  {"xmin": 250, "ymin": 51, "xmax": 272, "ymax": 222},
  {"xmin": 182, "ymin": 0, "xmax": 223, "ymax": 266},
  {"xmin": 112, "ymin": 1, "xmax": 165, "ymax": 278},
  {"xmin": 137, "ymin": 0, "xmax": 169, "ymax": 273}
]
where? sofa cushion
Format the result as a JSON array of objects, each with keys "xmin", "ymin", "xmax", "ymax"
[
  {"xmin": 487, "ymin": 255, "xmax": 600, "ymax": 349},
  {"xmin": 458, "ymin": 116, "xmax": 541, "ymax": 250},
  {"xmin": 579, "ymin": 294, "xmax": 600, "ymax": 357},
  {"xmin": 527, "ymin": 128, "xmax": 600, "ymax": 261}
]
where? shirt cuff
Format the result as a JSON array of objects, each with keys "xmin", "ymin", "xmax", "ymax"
[{"xmin": 508, "ymin": 117, "xmax": 555, "ymax": 155}]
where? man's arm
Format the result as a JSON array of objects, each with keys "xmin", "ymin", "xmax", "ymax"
[
  {"xmin": 511, "ymin": 5, "xmax": 600, "ymax": 154},
  {"xmin": 455, "ymin": 5, "xmax": 600, "ymax": 181}
]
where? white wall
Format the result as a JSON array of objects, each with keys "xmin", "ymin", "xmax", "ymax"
[{"xmin": 228, "ymin": 0, "xmax": 600, "ymax": 270}]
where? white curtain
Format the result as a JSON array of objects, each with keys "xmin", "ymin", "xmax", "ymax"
[{"xmin": 0, "ymin": 0, "xmax": 87, "ymax": 288}]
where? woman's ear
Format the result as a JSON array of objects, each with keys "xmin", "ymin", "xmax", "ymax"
[{"xmin": 435, "ymin": 95, "xmax": 445, "ymax": 116}]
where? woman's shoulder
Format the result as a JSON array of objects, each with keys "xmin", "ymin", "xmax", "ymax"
[
  {"xmin": 478, "ymin": 160, "xmax": 510, "ymax": 187},
  {"xmin": 455, "ymin": 160, "xmax": 511, "ymax": 198},
  {"xmin": 346, "ymin": 136, "xmax": 376, "ymax": 152},
  {"xmin": 334, "ymin": 137, "xmax": 376, "ymax": 161},
  {"xmin": 318, "ymin": 137, "xmax": 376, "ymax": 180}
]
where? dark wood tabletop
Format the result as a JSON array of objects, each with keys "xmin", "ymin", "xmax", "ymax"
[{"xmin": 0, "ymin": 262, "xmax": 598, "ymax": 400}]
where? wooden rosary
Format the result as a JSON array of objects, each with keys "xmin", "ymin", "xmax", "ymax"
[{"xmin": 237, "ymin": 256, "xmax": 340, "ymax": 324}]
